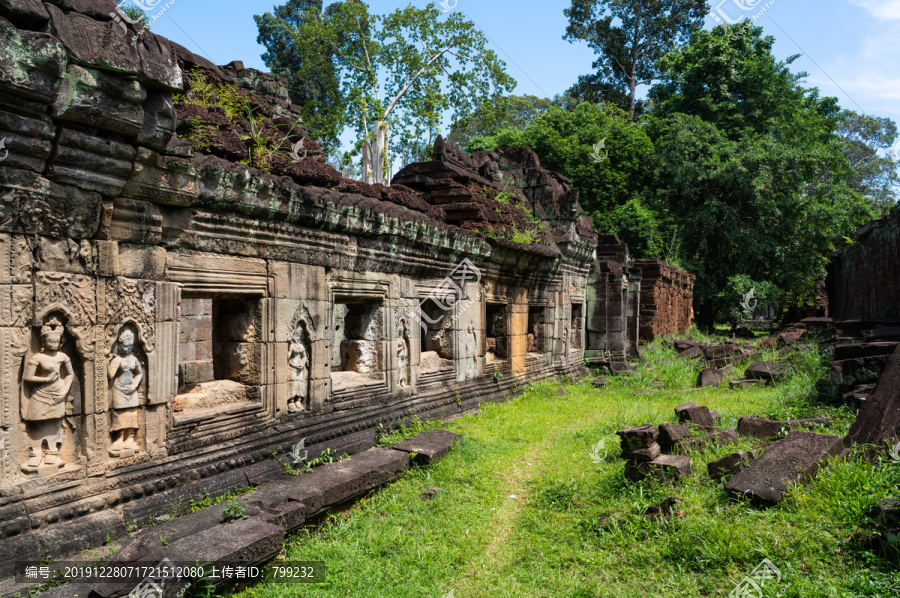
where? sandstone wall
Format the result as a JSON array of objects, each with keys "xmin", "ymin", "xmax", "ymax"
[
  {"xmin": 585, "ymin": 234, "xmax": 641, "ymax": 370},
  {"xmin": 0, "ymin": 0, "xmax": 599, "ymax": 571},
  {"xmin": 635, "ymin": 258, "xmax": 695, "ymax": 341},
  {"xmin": 828, "ymin": 207, "xmax": 900, "ymax": 321}
]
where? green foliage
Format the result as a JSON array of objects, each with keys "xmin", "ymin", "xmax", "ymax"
[
  {"xmin": 468, "ymin": 102, "xmax": 656, "ymax": 252},
  {"xmin": 563, "ymin": 0, "xmax": 707, "ymax": 116},
  {"xmin": 717, "ymin": 275, "xmax": 782, "ymax": 325},
  {"xmin": 188, "ymin": 486, "xmax": 254, "ymax": 514},
  {"xmin": 257, "ymin": 1, "xmax": 515, "ymax": 179},
  {"xmin": 644, "ymin": 23, "xmax": 873, "ymax": 324},
  {"xmin": 120, "ymin": 5, "xmax": 150, "ymax": 28},
  {"xmin": 222, "ymin": 500, "xmax": 248, "ymax": 522},
  {"xmin": 837, "ymin": 110, "xmax": 899, "ymax": 216},
  {"xmin": 174, "ymin": 66, "xmax": 304, "ymax": 171},
  {"xmin": 376, "ymin": 414, "xmax": 441, "ymax": 447},
  {"xmin": 448, "ymin": 95, "xmax": 553, "ymax": 148},
  {"xmin": 254, "ymin": 0, "xmax": 344, "ymax": 154}
]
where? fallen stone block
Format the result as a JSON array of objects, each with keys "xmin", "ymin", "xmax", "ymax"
[
  {"xmin": 846, "ymin": 345, "xmax": 900, "ymax": 448},
  {"xmin": 658, "ymin": 423, "xmax": 691, "ymax": 451},
  {"xmin": 616, "ymin": 423, "xmax": 658, "ymax": 449},
  {"xmin": 591, "ymin": 377, "xmax": 609, "ymax": 388},
  {"xmin": 778, "ymin": 330, "xmax": 805, "ymax": 346},
  {"xmin": 745, "ymin": 361, "xmax": 790, "ymax": 381},
  {"xmin": 834, "ymin": 342, "xmax": 900, "ymax": 360},
  {"xmin": 704, "ymin": 343, "xmax": 743, "ymax": 360},
  {"xmin": 91, "ymin": 534, "xmax": 165, "ymax": 597},
  {"xmin": 675, "ymin": 403, "xmax": 714, "ymax": 428},
  {"xmin": 166, "ymin": 518, "xmax": 285, "ymax": 581},
  {"xmin": 674, "ymin": 339, "xmax": 703, "ymax": 352},
  {"xmin": 697, "ymin": 366, "xmax": 729, "ymax": 388},
  {"xmin": 625, "ymin": 454, "xmax": 692, "ymax": 483},
  {"xmin": 677, "ymin": 345, "xmax": 703, "ymax": 360},
  {"xmin": 621, "ymin": 442, "xmax": 662, "ymax": 462},
  {"xmin": 391, "ymin": 429, "xmax": 462, "ymax": 466},
  {"xmin": 673, "ymin": 428, "xmax": 738, "ymax": 453},
  {"xmin": 725, "ymin": 431, "xmax": 844, "ymax": 505},
  {"xmin": 642, "ymin": 497, "xmax": 684, "ymax": 521},
  {"xmin": 737, "ymin": 416, "xmax": 831, "ymax": 440},
  {"xmin": 707, "ymin": 450, "xmax": 761, "ymax": 480}
]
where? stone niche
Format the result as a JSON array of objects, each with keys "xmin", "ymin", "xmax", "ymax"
[
  {"xmin": 571, "ymin": 303, "xmax": 584, "ymax": 351},
  {"xmin": 419, "ymin": 298, "xmax": 454, "ymax": 370},
  {"xmin": 173, "ymin": 296, "xmax": 261, "ymax": 411},
  {"xmin": 527, "ymin": 306, "xmax": 548, "ymax": 355},
  {"xmin": 332, "ymin": 300, "xmax": 386, "ymax": 390},
  {"xmin": 485, "ymin": 303, "xmax": 509, "ymax": 361}
]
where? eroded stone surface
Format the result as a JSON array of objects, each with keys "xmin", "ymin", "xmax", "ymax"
[{"xmin": 725, "ymin": 431, "xmax": 844, "ymax": 504}]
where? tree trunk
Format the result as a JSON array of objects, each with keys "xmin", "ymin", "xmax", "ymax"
[{"xmin": 363, "ymin": 120, "xmax": 390, "ymax": 185}]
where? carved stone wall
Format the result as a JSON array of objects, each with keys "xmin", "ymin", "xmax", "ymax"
[{"xmin": 0, "ymin": 1, "xmax": 603, "ymax": 571}]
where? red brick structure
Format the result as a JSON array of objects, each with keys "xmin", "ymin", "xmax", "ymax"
[
  {"xmin": 828, "ymin": 208, "xmax": 900, "ymax": 320},
  {"xmin": 635, "ymin": 259, "xmax": 696, "ymax": 341}
]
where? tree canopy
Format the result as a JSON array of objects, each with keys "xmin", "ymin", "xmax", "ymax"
[
  {"xmin": 256, "ymin": 0, "xmax": 515, "ymax": 183},
  {"xmin": 645, "ymin": 23, "xmax": 873, "ymax": 323},
  {"xmin": 563, "ymin": 0, "xmax": 706, "ymax": 117}
]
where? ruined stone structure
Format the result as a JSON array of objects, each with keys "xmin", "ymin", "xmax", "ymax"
[
  {"xmin": 634, "ymin": 258, "xmax": 695, "ymax": 341},
  {"xmin": 584, "ymin": 234, "xmax": 641, "ymax": 368},
  {"xmin": 0, "ymin": 1, "xmax": 603, "ymax": 570},
  {"xmin": 828, "ymin": 207, "xmax": 900, "ymax": 321}
]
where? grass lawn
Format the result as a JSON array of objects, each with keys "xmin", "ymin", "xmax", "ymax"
[{"xmin": 230, "ymin": 339, "xmax": 900, "ymax": 598}]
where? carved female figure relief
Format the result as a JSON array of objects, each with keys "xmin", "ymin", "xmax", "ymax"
[
  {"xmin": 20, "ymin": 317, "xmax": 75, "ymax": 474},
  {"xmin": 287, "ymin": 326, "xmax": 310, "ymax": 412},
  {"xmin": 397, "ymin": 320, "xmax": 410, "ymax": 388},
  {"xmin": 108, "ymin": 327, "xmax": 144, "ymax": 458}
]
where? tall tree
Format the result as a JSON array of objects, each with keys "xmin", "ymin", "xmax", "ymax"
[
  {"xmin": 563, "ymin": 0, "xmax": 706, "ymax": 117},
  {"xmin": 836, "ymin": 110, "xmax": 899, "ymax": 216},
  {"xmin": 259, "ymin": 1, "xmax": 514, "ymax": 184},
  {"xmin": 646, "ymin": 23, "xmax": 872, "ymax": 325},
  {"xmin": 255, "ymin": 0, "xmax": 345, "ymax": 154}
]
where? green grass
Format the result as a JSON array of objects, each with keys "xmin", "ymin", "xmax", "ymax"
[{"xmin": 230, "ymin": 339, "xmax": 900, "ymax": 598}]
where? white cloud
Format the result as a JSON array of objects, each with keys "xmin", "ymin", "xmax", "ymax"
[{"xmin": 851, "ymin": 0, "xmax": 900, "ymax": 20}]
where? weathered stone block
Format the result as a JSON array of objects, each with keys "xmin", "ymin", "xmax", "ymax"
[
  {"xmin": 616, "ymin": 423, "xmax": 659, "ymax": 448},
  {"xmin": 52, "ymin": 64, "xmax": 145, "ymax": 136},
  {"xmin": 725, "ymin": 431, "xmax": 844, "ymax": 504},
  {"xmin": 707, "ymin": 449, "xmax": 760, "ymax": 480},
  {"xmin": 657, "ymin": 423, "xmax": 691, "ymax": 451},
  {"xmin": 675, "ymin": 403, "xmax": 714, "ymax": 428},
  {"xmin": 179, "ymin": 360, "xmax": 214, "ymax": 386},
  {"xmin": 391, "ymin": 429, "xmax": 462, "ymax": 466},
  {"xmin": 0, "ymin": 18, "xmax": 66, "ymax": 103},
  {"xmin": 166, "ymin": 518, "xmax": 285, "ymax": 571},
  {"xmin": 745, "ymin": 361, "xmax": 790, "ymax": 381}
]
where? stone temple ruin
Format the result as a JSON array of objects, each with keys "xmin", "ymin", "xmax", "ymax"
[{"xmin": 0, "ymin": 0, "xmax": 700, "ymax": 575}]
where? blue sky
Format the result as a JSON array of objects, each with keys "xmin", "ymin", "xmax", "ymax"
[{"xmin": 143, "ymin": 0, "xmax": 900, "ymax": 154}]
